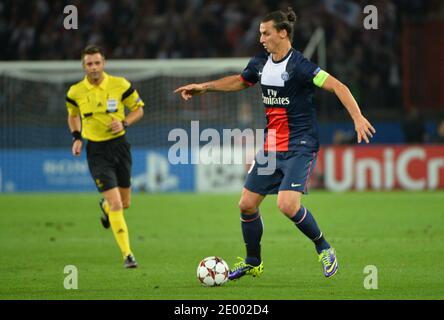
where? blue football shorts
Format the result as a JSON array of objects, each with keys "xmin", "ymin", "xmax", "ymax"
[{"xmin": 244, "ymin": 150, "xmax": 317, "ymax": 195}]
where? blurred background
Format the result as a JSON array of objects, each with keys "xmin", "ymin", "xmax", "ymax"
[{"xmin": 0, "ymin": 0, "xmax": 443, "ymax": 193}]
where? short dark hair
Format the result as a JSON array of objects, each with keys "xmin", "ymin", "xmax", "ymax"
[
  {"xmin": 261, "ymin": 7, "xmax": 297, "ymax": 41},
  {"xmin": 81, "ymin": 45, "xmax": 105, "ymax": 61}
]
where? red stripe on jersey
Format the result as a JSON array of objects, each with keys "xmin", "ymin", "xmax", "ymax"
[
  {"xmin": 264, "ymin": 107, "xmax": 289, "ymax": 151},
  {"xmin": 239, "ymin": 75, "xmax": 254, "ymax": 87}
]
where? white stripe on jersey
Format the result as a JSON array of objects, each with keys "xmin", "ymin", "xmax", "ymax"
[{"xmin": 260, "ymin": 52, "xmax": 293, "ymax": 87}]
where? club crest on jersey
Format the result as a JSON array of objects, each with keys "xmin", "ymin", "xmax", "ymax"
[{"xmin": 281, "ymin": 71, "xmax": 289, "ymax": 81}]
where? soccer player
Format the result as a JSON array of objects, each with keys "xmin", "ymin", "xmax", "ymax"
[
  {"xmin": 175, "ymin": 8, "xmax": 375, "ymax": 279},
  {"xmin": 66, "ymin": 45, "xmax": 145, "ymax": 268}
]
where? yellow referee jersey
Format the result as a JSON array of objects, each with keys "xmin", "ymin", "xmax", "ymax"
[{"xmin": 66, "ymin": 72, "xmax": 144, "ymax": 142}]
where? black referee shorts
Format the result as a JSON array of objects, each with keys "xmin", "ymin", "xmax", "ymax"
[{"xmin": 86, "ymin": 135, "xmax": 132, "ymax": 193}]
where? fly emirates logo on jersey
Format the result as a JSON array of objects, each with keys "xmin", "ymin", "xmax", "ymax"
[{"xmin": 262, "ymin": 89, "xmax": 290, "ymax": 106}]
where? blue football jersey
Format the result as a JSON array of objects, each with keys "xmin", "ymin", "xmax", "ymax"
[{"xmin": 241, "ymin": 48, "xmax": 323, "ymax": 152}]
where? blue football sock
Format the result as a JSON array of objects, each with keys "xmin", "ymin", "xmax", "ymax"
[
  {"xmin": 241, "ymin": 211, "xmax": 263, "ymax": 266},
  {"xmin": 289, "ymin": 206, "xmax": 330, "ymax": 254}
]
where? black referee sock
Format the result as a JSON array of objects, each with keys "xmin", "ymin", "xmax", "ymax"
[
  {"xmin": 241, "ymin": 211, "xmax": 263, "ymax": 266},
  {"xmin": 289, "ymin": 206, "xmax": 330, "ymax": 254}
]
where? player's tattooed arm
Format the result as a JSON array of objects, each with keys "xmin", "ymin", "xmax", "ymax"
[
  {"xmin": 175, "ymin": 75, "xmax": 247, "ymax": 100},
  {"xmin": 203, "ymin": 75, "xmax": 248, "ymax": 92}
]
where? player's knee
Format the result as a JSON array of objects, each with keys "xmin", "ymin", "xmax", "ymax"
[
  {"xmin": 238, "ymin": 199, "xmax": 257, "ymax": 214},
  {"xmin": 122, "ymin": 200, "xmax": 130, "ymax": 209},
  {"xmin": 108, "ymin": 199, "xmax": 123, "ymax": 211},
  {"xmin": 277, "ymin": 200, "xmax": 300, "ymax": 217}
]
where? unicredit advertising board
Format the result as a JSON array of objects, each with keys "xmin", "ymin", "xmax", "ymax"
[{"xmin": 314, "ymin": 146, "xmax": 444, "ymax": 191}]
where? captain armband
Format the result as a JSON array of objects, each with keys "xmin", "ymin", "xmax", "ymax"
[{"xmin": 313, "ymin": 69, "xmax": 329, "ymax": 88}]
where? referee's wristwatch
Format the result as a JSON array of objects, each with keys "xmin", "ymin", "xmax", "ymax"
[{"xmin": 122, "ymin": 120, "xmax": 129, "ymax": 129}]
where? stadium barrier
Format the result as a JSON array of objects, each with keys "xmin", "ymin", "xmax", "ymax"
[{"xmin": 1, "ymin": 145, "xmax": 443, "ymax": 193}]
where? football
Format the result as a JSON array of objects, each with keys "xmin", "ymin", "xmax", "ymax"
[{"xmin": 196, "ymin": 256, "xmax": 230, "ymax": 286}]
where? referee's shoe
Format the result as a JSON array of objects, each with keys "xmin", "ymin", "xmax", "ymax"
[
  {"xmin": 124, "ymin": 254, "xmax": 138, "ymax": 268},
  {"xmin": 99, "ymin": 198, "xmax": 110, "ymax": 229}
]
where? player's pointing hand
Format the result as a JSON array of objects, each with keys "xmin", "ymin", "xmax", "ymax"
[{"xmin": 174, "ymin": 84, "xmax": 207, "ymax": 101}]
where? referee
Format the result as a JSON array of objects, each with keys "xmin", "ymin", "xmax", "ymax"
[{"xmin": 66, "ymin": 45, "xmax": 144, "ymax": 268}]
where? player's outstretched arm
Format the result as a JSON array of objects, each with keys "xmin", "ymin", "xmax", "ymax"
[
  {"xmin": 174, "ymin": 75, "xmax": 248, "ymax": 101},
  {"xmin": 321, "ymin": 75, "xmax": 376, "ymax": 144}
]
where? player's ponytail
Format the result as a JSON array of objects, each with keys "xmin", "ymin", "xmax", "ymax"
[
  {"xmin": 262, "ymin": 7, "xmax": 297, "ymax": 41},
  {"xmin": 286, "ymin": 7, "xmax": 297, "ymax": 24}
]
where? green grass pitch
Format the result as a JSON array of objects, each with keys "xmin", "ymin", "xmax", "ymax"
[{"xmin": 0, "ymin": 191, "xmax": 443, "ymax": 300}]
